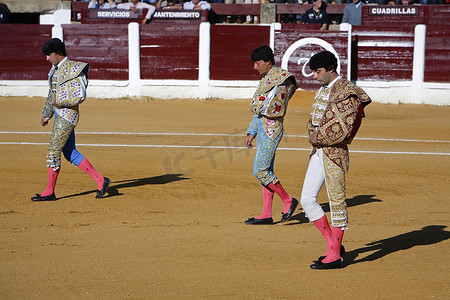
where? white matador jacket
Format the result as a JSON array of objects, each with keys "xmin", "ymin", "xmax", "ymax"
[
  {"xmin": 249, "ymin": 66, "xmax": 298, "ymax": 140},
  {"xmin": 307, "ymin": 77, "xmax": 372, "ymax": 172},
  {"xmin": 41, "ymin": 58, "xmax": 89, "ymax": 127}
]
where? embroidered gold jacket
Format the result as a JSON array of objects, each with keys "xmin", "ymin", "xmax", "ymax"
[
  {"xmin": 249, "ymin": 66, "xmax": 298, "ymax": 139},
  {"xmin": 307, "ymin": 78, "xmax": 371, "ymax": 172},
  {"xmin": 42, "ymin": 59, "xmax": 89, "ymax": 126}
]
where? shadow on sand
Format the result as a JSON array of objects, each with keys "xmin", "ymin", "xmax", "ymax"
[
  {"xmin": 57, "ymin": 173, "xmax": 189, "ymax": 200},
  {"xmin": 343, "ymin": 225, "xmax": 450, "ymax": 266}
]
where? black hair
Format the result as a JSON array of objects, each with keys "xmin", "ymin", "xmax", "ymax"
[
  {"xmin": 308, "ymin": 51, "xmax": 337, "ymax": 72},
  {"xmin": 251, "ymin": 45, "xmax": 275, "ymax": 65},
  {"xmin": 42, "ymin": 38, "xmax": 67, "ymax": 56}
]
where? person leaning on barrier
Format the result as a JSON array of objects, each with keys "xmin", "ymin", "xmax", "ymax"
[
  {"xmin": 117, "ymin": 0, "xmax": 157, "ymax": 24},
  {"xmin": 302, "ymin": 0, "xmax": 329, "ymax": 30},
  {"xmin": 183, "ymin": 0, "xmax": 211, "ymax": 10},
  {"xmin": 88, "ymin": 0, "xmax": 117, "ymax": 9},
  {"xmin": 342, "ymin": 0, "xmax": 366, "ymax": 26},
  {"xmin": 156, "ymin": 0, "xmax": 183, "ymax": 9}
]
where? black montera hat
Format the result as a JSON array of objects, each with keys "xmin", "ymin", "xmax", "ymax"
[
  {"xmin": 251, "ymin": 45, "xmax": 274, "ymax": 62},
  {"xmin": 42, "ymin": 38, "xmax": 66, "ymax": 56},
  {"xmin": 308, "ymin": 51, "xmax": 337, "ymax": 71}
]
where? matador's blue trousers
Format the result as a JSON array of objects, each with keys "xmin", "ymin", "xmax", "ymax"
[{"xmin": 248, "ymin": 115, "xmax": 283, "ymax": 186}]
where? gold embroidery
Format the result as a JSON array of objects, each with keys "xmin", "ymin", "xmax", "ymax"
[
  {"xmin": 250, "ymin": 67, "xmax": 298, "ymax": 140},
  {"xmin": 323, "ymin": 153, "xmax": 347, "ymax": 228}
]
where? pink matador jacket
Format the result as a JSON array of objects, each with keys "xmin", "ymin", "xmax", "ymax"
[{"xmin": 307, "ymin": 77, "xmax": 372, "ymax": 172}]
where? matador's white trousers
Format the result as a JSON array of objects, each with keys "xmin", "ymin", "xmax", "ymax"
[{"xmin": 300, "ymin": 148, "xmax": 348, "ymax": 228}]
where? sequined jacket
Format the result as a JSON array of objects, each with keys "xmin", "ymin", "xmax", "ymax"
[
  {"xmin": 307, "ymin": 77, "xmax": 371, "ymax": 172},
  {"xmin": 41, "ymin": 58, "xmax": 89, "ymax": 127},
  {"xmin": 247, "ymin": 67, "xmax": 298, "ymax": 140}
]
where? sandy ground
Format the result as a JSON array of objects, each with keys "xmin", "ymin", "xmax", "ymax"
[{"xmin": 0, "ymin": 93, "xmax": 449, "ymax": 299}]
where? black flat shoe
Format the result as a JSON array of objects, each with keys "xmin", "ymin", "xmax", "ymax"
[
  {"xmin": 310, "ymin": 258, "xmax": 342, "ymax": 270},
  {"xmin": 313, "ymin": 245, "xmax": 346, "ymax": 263},
  {"xmin": 244, "ymin": 217, "xmax": 273, "ymax": 225},
  {"xmin": 314, "ymin": 256, "xmax": 327, "ymax": 263},
  {"xmin": 31, "ymin": 193, "xmax": 56, "ymax": 202},
  {"xmin": 96, "ymin": 177, "xmax": 111, "ymax": 198},
  {"xmin": 280, "ymin": 198, "xmax": 298, "ymax": 223}
]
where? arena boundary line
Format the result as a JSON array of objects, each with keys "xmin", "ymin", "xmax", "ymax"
[
  {"xmin": 0, "ymin": 131, "xmax": 449, "ymax": 144},
  {"xmin": 1, "ymin": 142, "xmax": 449, "ymax": 156}
]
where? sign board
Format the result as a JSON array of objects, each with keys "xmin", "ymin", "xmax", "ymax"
[
  {"xmin": 88, "ymin": 9, "xmax": 139, "ymax": 19},
  {"xmin": 368, "ymin": 6, "xmax": 420, "ymax": 16},
  {"xmin": 153, "ymin": 10, "xmax": 202, "ymax": 20}
]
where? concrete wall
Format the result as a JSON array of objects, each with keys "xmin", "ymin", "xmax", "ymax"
[{"xmin": 1, "ymin": 0, "xmax": 69, "ymax": 13}]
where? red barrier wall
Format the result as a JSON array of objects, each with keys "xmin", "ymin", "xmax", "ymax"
[
  {"xmin": 0, "ymin": 7, "xmax": 448, "ymax": 85},
  {"xmin": 62, "ymin": 24, "xmax": 129, "ymax": 80},
  {"xmin": 140, "ymin": 23, "xmax": 200, "ymax": 80},
  {"xmin": 353, "ymin": 27, "xmax": 415, "ymax": 82},
  {"xmin": 425, "ymin": 26, "xmax": 450, "ymax": 83},
  {"xmin": 0, "ymin": 24, "xmax": 52, "ymax": 80},
  {"xmin": 357, "ymin": 5, "xmax": 420, "ymax": 82},
  {"xmin": 274, "ymin": 25, "xmax": 349, "ymax": 91},
  {"xmin": 210, "ymin": 24, "xmax": 270, "ymax": 81},
  {"xmin": 355, "ymin": 5, "xmax": 449, "ymax": 83},
  {"xmin": 423, "ymin": 6, "xmax": 450, "ymax": 83}
]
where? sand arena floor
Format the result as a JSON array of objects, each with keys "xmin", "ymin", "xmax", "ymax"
[{"xmin": 0, "ymin": 93, "xmax": 449, "ymax": 299}]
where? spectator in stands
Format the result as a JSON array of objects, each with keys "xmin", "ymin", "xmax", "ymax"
[
  {"xmin": 302, "ymin": 0, "xmax": 328, "ymax": 30},
  {"xmin": 156, "ymin": 0, "xmax": 183, "ymax": 9},
  {"xmin": 183, "ymin": 0, "xmax": 211, "ymax": 10},
  {"xmin": 88, "ymin": 0, "xmax": 117, "ymax": 8},
  {"xmin": 222, "ymin": 0, "xmax": 257, "ymax": 24},
  {"xmin": 0, "ymin": 1, "xmax": 10, "ymax": 23},
  {"xmin": 331, "ymin": 0, "xmax": 353, "ymax": 3},
  {"xmin": 143, "ymin": 0, "xmax": 159, "ymax": 5},
  {"xmin": 179, "ymin": 0, "xmax": 189, "ymax": 7},
  {"xmin": 117, "ymin": 0, "xmax": 157, "ymax": 23},
  {"xmin": 275, "ymin": 0, "xmax": 296, "ymax": 23},
  {"xmin": 342, "ymin": 0, "xmax": 365, "ymax": 26},
  {"xmin": 244, "ymin": 0, "xmax": 261, "ymax": 24},
  {"xmin": 224, "ymin": 0, "xmax": 244, "ymax": 4}
]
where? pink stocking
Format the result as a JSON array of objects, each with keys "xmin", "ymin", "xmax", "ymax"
[
  {"xmin": 267, "ymin": 181, "xmax": 292, "ymax": 213},
  {"xmin": 41, "ymin": 167, "xmax": 60, "ymax": 196},
  {"xmin": 322, "ymin": 227, "xmax": 344, "ymax": 263},
  {"xmin": 257, "ymin": 186, "xmax": 274, "ymax": 219},
  {"xmin": 314, "ymin": 215, "xmax": 332, "ymax": 256},
  {"xmin": 77, "ymin": 158, "xmax": 104, "ymax": 190}
]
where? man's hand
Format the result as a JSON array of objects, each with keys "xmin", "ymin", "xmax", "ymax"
[
  {"xmin": 308, "ymin": 130, "xmax": 319, "ymax": 146},
  {"xmin": 245, "ymin": 134, "xmax": 255, "ymax": 149},
  {"xmin": 40, "ymin": 117, "xmax": 50, "ymax": 127}
]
